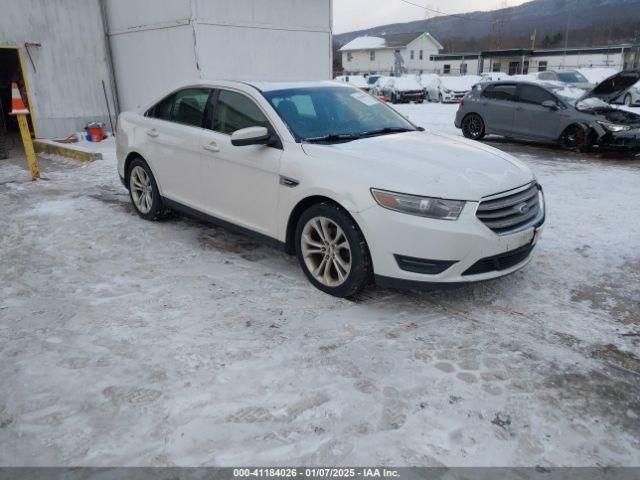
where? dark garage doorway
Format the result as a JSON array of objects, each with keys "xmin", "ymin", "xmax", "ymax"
[{"xmin": 0, "ymin": 47, "xmax": 34, "ymax": 159}]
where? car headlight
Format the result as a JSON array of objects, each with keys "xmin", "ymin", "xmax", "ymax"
[
  {"xmin": 598, "ymin": 121, "xmax": 632, "ymax": 132},
  {"xmin": 371, "ymin": 189, "xmax": 465, "ymax": 220}
]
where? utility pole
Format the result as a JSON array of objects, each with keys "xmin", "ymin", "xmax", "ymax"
[
  {"xmin": 562, "ymin": 15, "xmax": 570, "ymax": 69},
  {"xmin": 531, "ymin": 29, "xmax": 537, "ymax": 50}
]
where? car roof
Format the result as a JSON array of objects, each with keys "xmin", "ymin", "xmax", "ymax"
[{"xmin": 246, "ymin": 80, "xmax": 350, "ymax": 92}]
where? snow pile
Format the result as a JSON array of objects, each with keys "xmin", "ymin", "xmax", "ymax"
[
  {"xmin": 340, "ymin": 36, "xmax": 385, "ymax": 51},
  {"xmin": 418, "ymin": 73, "xmax": 440, "ymax": 88},
  {"xmin": 335, "ymin": 75, "xmax": 368, "ymax": 88},
  {"xmin": 392, "ymin": 77, "xmax": 423, "ymax": 91},
  {"xmin": 440, "ymin": 75, "xmax": 481, "ymax": 91}
]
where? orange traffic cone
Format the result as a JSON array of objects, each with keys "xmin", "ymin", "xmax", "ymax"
[
  {"xmin": 9, "ymin": 82, "xmax": 40, "ymax": 180},
  {"xmin": 9, "ymin": 82, "xmax": 30, "ymax": 115}
]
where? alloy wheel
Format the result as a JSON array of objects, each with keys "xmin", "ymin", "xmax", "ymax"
[
  {"xmin": 301, "ymin": 216, "xmax": 352, "ymax": 287},
  {"xmin": 130, "ymin": 165, "xmax": 153, "ymax": 214},
  {"xmin": 463, "ymin": 115, "xmax": 483, "ymax": 139}
]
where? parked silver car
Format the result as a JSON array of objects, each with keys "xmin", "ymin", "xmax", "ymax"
[
  {"xmin": 612, "ymin": 80, "xmax": 640, "ymax": 107},
  {"xmin": 533, "ymin": 70, "xmax": 594, "ymax": 90},
  {"xmin": 454, "ymin": 70, "xmax": 640, "ymax": 150}
]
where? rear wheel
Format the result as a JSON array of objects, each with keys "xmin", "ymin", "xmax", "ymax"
[
  {"xmin": 127, "ymin": 158, "xmax": 168, "ymax": 221},
  {"xmin": 461, "ymin": 113, "xmax": 486, "ymax": 140},
  {"xmin": 295, "ymin": 202, "xmax": 372, "ymax": 298},
  {"xmin": 560, "ymin": 124, "xmax": 590, "ymax": 151}
]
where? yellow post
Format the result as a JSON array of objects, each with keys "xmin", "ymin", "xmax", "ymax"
[
  {"xmin": 9, "ymin": 82, "xmax": 40, "ymax": 180},
  {"xmin": 17, "ymin": 114, "xmax": 40, "ymax": 180}
]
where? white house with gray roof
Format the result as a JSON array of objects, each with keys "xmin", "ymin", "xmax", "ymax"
[{"xmin": 340, "ymin": 32, "xmax": 443, "ymax": 76}]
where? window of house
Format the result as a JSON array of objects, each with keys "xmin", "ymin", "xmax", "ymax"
[
  {"xmin": 347, "ymin": 52, "xmax": 353, "ymax": 62},
  {"xmin": 523, "ymin": 61, "xmax": 530, "ymax": 75},
  {"xmin": 460, "ymin": 63, "xmax": 468, "ymax": 75},
  {"xmin": 492, "ymin": 62, "xmax": 501, "ymax": 72},
  {"xmin": 211, "ymin": 90, "xmax": 271, "ymax": 135},
  {"xmin": 482, "ymin": 84, "xmax": 518, "ymax": 101},
  {"xmin": 538, "ymin": 61, "xmax": 548, "ymax": 72},
  {"xmin": 147, "ymin": 88, "xmax": 211, "ymax": 127},
  {"xmin": 370, "ymin": 51, "xmax": 375, "ymax": 61},
  {"xmin": 410, "ymin": 50, "xmax": 415, "ymax": 60},
  {"xmin": 517, "ymin": 84, "xmax": 558, "ymax": 106},
  {"xmin": 443, "ymin": 64, "xmax": 451, "ymax": 74},
  {"xmin": 419, "ymin": 50, "xmax": 424, "ymax": 60}
]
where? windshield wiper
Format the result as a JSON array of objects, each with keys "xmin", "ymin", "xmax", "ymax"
[
  {"xmin": 303, "ymin": 133, "xmax": 361, "ymax": 143},
  {"xmin": 357, "ymin": 127, "xmax": 416, "ymax": 138}
]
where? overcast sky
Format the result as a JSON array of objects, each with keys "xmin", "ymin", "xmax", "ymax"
[{"xmin": 333, "ymin": 0, "xmax": 529, "ymax": 34}]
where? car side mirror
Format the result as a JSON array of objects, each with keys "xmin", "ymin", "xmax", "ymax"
[
  {"xmin": 542, "ymin": 100, "xmax": 559, "ymax": 110},
  {"xmin": 230, "ymin": 126, "xmax": 272, "ymax": 147}
]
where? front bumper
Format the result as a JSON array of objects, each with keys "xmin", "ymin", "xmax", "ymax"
[
  {"xmin": 398, "ymin": 91, "xmax": 426, "ymax": 102},
  {"xmin": 354, "ymin": 198, "xmax": 545, "ymax": 288},
  {"xmin": 597, "ymin": 130, "xmax": 640, "ymax": 150}
]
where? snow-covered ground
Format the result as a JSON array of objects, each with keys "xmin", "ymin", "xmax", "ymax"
[{"xmin": 1, "ymin": 105, "xmax": 639, "ymax": 467}]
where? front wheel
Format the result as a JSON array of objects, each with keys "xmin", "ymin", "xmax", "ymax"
[
  {"xmin": 560, "ymin": 124, "xmax": 590, "ymax": 151},
  {"xmin": 461, "ymin": 113, "xmax": 486, "ymax": 140},
  {"xmin": 295, "ymin": 203, "xmax": 372, "ymax": 298}
]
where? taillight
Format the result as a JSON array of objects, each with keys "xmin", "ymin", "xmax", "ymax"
[{"xmin": 459, "ymin": 98, "xmax": 465, "ymax": 106}]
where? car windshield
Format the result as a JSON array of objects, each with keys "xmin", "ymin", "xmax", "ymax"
[
  {"xmin": 367, "ymin": 76, "xmax": 381, "ymax": 85},
  {"xmin": 263, "ymin": 86, "xmax": 417, "ymax": 142},
  {"xmin": 556, "ymin": 72, "xmax": 589, "ymax": 83}
]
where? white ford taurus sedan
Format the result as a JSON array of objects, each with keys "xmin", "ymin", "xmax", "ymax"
[{"xmin": 117, "ymin": 80, "xmax": 545, "ymax": 297}]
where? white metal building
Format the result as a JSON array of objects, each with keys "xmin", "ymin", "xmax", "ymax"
[
  {"xmin": 340, "ymin": 32, "xmax": 443, "ymax": 76},
  {"xmin": 479, "ymin": 45, "xmax": 640, "ymax": 76},
  {"xmin": 104, "ymin": 0, "xmax": 333, "ymax": 111},
  {"xmin": 0, "ymin": 0, "xmax": 332, "ymax": 139}
]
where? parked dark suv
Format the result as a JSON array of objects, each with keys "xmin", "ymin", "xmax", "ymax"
[{"xmin": 454, "ymin": 71, "xmax": 640, "ymax": 150}]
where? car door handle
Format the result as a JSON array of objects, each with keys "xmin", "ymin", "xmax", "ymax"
[
  {"xmin": 146, "ymin": 129, "xmax": 159, "ymax": 138},
  {"xmin": 203, "ymin": 142, "xmax": 220, "ymax": 153}
]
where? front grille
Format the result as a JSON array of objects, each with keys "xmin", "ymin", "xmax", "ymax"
[
  {"xmin": 476, "ymin": 183, "xmax": 542, "ymax": 235},
  {"xmin": 462, "ymin": 243, "xmax": 535, "ymax": 276}
]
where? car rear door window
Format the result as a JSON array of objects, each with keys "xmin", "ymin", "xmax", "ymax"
[
  {"xmin": 211, "ymin": 90, "xmax": 271, "ymax": 135},
  {"xmin": 482, "ymin": 84, "xmax": 517, "ymax": 101},
  {"xmin": 517, "ymin": 84, "xmax": 558, "ymax": 106},
  {"xmin": 172, "ymin": 89, "xmax": 211, "ymax": 127},
  {"xmin": 147, "ymin": 88, "xmax": 211, "ymax": 127}
]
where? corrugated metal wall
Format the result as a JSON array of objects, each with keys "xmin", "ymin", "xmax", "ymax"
[
  {"xmin": 0, "ymin": 0, "xmax": 116, "ymax": 138},
  {"xmin": 105, "ymin": 0, "xmax": 332, "ymax": 111}
]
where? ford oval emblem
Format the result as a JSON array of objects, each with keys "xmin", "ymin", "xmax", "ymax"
[{"xmin": 515, "ymin": 202, "xmax": 530, "ymax": 214}]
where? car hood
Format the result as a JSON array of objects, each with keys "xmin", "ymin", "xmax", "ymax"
[
  {"xmin": 582, "ymin": 70, "xmax": 640, "ymax": 103},
  {"xmin": 301, "ymin": 131, "xmax": 535, "ymax": 201}
]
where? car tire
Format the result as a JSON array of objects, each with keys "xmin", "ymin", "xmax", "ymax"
[
  {"xmin": 127, "ymin": 158, "xmax": 169, "ymax": 221},
  {"xmin": 438, "ymin": 93, "xmax": 443, "ymax": 103},
  {"xmin": 391, "ymin": 94, "xmax": 398, "ymax": 104},
  {"xmin": 624, "ymin": 94, "xmax": 632, "ymax": 106},
  {"xmin": 295, "ymin": 202, "xmax": 372, "ymax": 298},
  {"xmin": 560, "ymin": 123, "xmax": 590, "ymax": 151},
  {"xmin": 461, "ymin": 113, "xmax": 486, "ymax": 140}
]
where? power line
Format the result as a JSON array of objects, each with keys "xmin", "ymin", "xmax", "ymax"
[{"xmin": 399, "ymin": 0, "xmax": 500, "ymax": 23}]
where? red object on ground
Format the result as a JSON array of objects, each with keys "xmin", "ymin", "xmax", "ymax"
[{"xmin": 87, "ymin": 125, "xmax": 105, "ymax": 142}]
